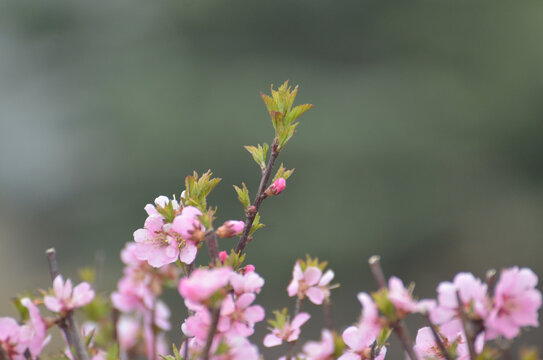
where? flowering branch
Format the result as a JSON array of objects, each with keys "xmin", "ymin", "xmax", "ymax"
[
  {"xmin": 368, "ymin": 255, "xmax": 419, "ymax": 360},
  {"xmin": 235, "ymin": 138, "xmax": 279, "ymax": 254},
  {"xmin": 456, "ymin": 291, "xmax": 477, "ymax": 360},
  {"xmin": 200, "ymin": 307, "xmax": 221, "ymax": 360},
  {"xmin": 422, "ymin": 312, "xmax": 453, "ymax": 360},
  {"xmin": 45, "ymin": 248, "xmax": 90, "ymax": 360}
]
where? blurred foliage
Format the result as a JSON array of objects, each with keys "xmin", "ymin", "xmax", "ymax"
[{"xmin": 1, "ymin": 0, "xmax": 543, "ymax": 357}]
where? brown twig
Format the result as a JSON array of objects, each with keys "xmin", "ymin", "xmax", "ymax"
[
  {"xmin": 368, "ymin": 255, "xmax": 418, "ymax": 360},
  {"xmin": 422, "ymin": 312, "xmax": 453, "ymax": 360},
  {"xmin": 455, "ymin": 291, "xmax": 477, "ymax": 360},
  {"xmin": 323, "ymin": 300, "xmax": 334, "ymax": 330},
  {"xmin": 235, "ymin": 139, "xmax": 280, "ymax": 254},
  {"xmin": 45, "ymin": 248, "xmax": 90, "ymax": 360},
  {"xmin": 205, "ymin": 231, "xmax": 219, "ymax": 262},
  {"xmin": 150, "ymin": 300, "xmax": 157, "ymax": 360},
  {"xmin": 200, "ymin": 307, "xmax": 221, "ymax": 360}
]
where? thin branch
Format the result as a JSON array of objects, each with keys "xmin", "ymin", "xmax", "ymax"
[
  {"xmin": 422, "ymin": 313, "xmax": 453, "ymax": 360},
  {"xmin": 205, "ymin": 231, "xmax": 219, "ymax": 262},
  {"xmin": 367, "ymin": 255, "xmax": 418, "ymax": 360},
  {"xmin": 200, "ymin": 307, "xmax": 221, "ymax": 360},
  {"xmin": 455, "ymin": 291, "xmax": 477, "ymax": 360},
  {"xmin": 150, "ymin": 300, "xmax": 157, "ymax": 360},
  {"xmin": 368, "ymin": 255, "xmax": 387, "ymax": 289},
  {"xmin": 323, "ymin": 300, "xmax": 333, "ymax": 330},
  {"xmin": 235, "ymin": 139, "xmax": 280, "ymax": 254},
  {"xmin": 45, "ymin": 248, "xmax": 90, "ymax": 360}
]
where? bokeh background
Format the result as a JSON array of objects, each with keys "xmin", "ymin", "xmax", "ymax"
[{"xmin": 1, "ymin": 0, "xmax": 542, "ymax": 357}]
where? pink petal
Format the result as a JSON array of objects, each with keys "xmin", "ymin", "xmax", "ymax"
[
  {"xmin": 263, "ymin": 334, "xmax": 282, "ymax": 347},
  {"xmin": 44, "ymin": 296, "xmax": 63, "ymax": 313},
  {"xmin": 53, "ymin": 275, "xmax": 64, "ymax": 297},
  {"xmin": 291, "ymin": 312, "xmax": 311, "ymax": 329},
  {"xmin": 304, "ymin": 267, "xmax": 322, "ymax": 286},
  {"xmin": 287, "ymin": 279, "xmax": 299, "ymax": 297},
  {"xmin": 72, "ymin": 282, "xmax": 95, "ymax": 308},
  {"xmin": 236, "ymin": 293, "xmax": 256, "ymax": 309},
  {"xmin": 306, "ymin": 287, "xmax": 325, "ymax": 305},
  {"xmin": 244, "ymin": 305, "xmax": 265, "ymax": 323},
  {"xmin": 179, "ymin": 243, "xmax": 197, "ymax": 264},
  {"xmin": 319, "ymin": 270, "xmax": 334, "ymax": 286}
]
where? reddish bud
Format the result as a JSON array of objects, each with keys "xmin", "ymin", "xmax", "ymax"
[
  {"xmin": 219, "ymin": 251, "xmax": 228, "ymax": 263},
  {"xmin": 243, "ymin": 264, "xmax": 255, "ymax": 273},
  {"xmin": 247, "ymin": 206, "xmax": 257, "ymax": 216},
  {"xmin": 265, "ymin": 177, "xmax": 286, "ymax": 196}
]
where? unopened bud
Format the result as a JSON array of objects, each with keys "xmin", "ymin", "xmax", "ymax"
[
  {"xmin": 243, "ymin": 264, "xmax": 255, "ymax": 273},
  {"xmin": 217, "ymin": 220, "xmax": 245, "ymax": 238},
  {"xmin": 191, "ymin": 229, "xmax": 206, "ymax": 243},
  {"xmin": 247, "ymin": 236, "xmax": 253, "ymax": 243},
  {"xmin": 219, "ymin": 251, "xmax": 228, "ymax": 263},
  {"xmin": 247, "ymin": 206, "xmax": 257, "ymax": 216},
  {"xmin": 265, "ymin": 178, "xmax": 286, "ymax": 196}
]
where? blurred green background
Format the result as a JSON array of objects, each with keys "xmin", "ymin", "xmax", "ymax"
[{"xmin": 1, "ymin": 0, "xmax": 542, "ymax": 357}]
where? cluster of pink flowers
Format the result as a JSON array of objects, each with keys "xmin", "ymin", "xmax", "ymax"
[
  {"xmin": 133, "ymin": 196, "xmax": 204, "ymax": 268},
  {"xmin": 0, "ymin": 299, "xmax": 49, "ymax": 360},
  {"xmin": 111, "ymin": 242, "xmax": 179, "ymax": 358},
  {"xmin": 178, "ymin": 265, "xmax": 265, "ymax": 359}
]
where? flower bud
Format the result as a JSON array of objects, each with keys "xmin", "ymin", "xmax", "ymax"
[
  {"xmin": 219, "ymin": 251, "xmax": 228, "ymax": 263},
  {"xmin": 265, "ymin": 178, "xmax": 286, "ymax": 196},
  {"xmin": 216, "ymin": 220, "xmax": 245, "ymax": 238},
  {"xmin": 243, "ymin": 264, "xmax": 255, "ymax": 273}
]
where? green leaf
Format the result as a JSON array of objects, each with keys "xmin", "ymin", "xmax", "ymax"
[
  {"xmin": 233, "ymin": 183, "xmax": 250, "ymax": 209},
  {"xmin": 249, "ymin": 213, "xmax": 264, "ymax": 235},
  {"xmin": 172, "ymin": 344, "xmax": 183, "ymax": 360},
  {"xmin": 273, "ymin": 163, "xmax": 295, "ymax": 183},
  {"xmin": 11, "ymin": 296, "xmax": 30, "ymax": 322},
  {"xmin": 376, "ymin": 327, "xmax": 392, "ymax": 348},
  {"xmin": 284, "ymin": 103, "xmax": 313, "ymax": 125},
  {"xmin": 244, "ymin": 143, "xmax": 269, "ymax": 170}
]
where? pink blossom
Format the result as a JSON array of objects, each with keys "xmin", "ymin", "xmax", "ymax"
[
  {"xmin": 171, "ymin": 206, "xmax": 205, "ymax": 242},
  {"xmin": 133, "ymin": 196, "xmax": 184, "ymax": 267},
  {"xmin": 217, "ymin": 220, "xmax": 245, "ymax": 238},
  {"xmin": 263, "ymin": 312, "xmax": 311, "ymax": 347},
  {"xmin": 19, "ymin": 298, "xmax": 49, "ymax": 358},
  {"xmin": 178, "ymin": 267, "xmax": 233, "ymax": 303},
  {"xmin": 338, "ymin": 325, "xmax": 386, "ymax": 360},
  {"xmin": 302, "ymin": 329, "xmax": 335, "ymax": 360},
  {"xmin": 0, "ymin": 317, "xmax": 26, "ymax": 360},
  {"xmin": 485, "ymin": 267, "xmax": 542, "ymax": 340},
  {"xmin": 430, "ymin": 272, "xmax": 488, "ymax": 337},
  {"xmin": 287, "ymin": 261, "xmax": 334, "ymax": 305},
  {"xmin": 44, "ymin": 275, "xmax": 95, "ymax": 313},
  {"xmin": 387, "ymin": 277, "xmax": 419, "ymax": 314},
  {"xmin": 229, "ymin": 271, "xmax": 265, "ymax": 295},
  {"xmin": 414, "ymin": 327, "xmax": 484, "ymax": 360},
  {"xmin": 220, "ymin": 293, "xmax": 265, "ymax": 337},
  {"xmin": 357, "ymin": 293, "xmax": 382, "ymax": 339}
]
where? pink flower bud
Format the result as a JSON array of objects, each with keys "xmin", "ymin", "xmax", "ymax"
[
  {"xmin": 217, "ymin": 220, "xmax": 245, "ymax": 238},
  {"xmin": 243, "ymin": 264, "xmax": 255, "ymax": 273},
  {"xmin": 219, "ymin": 251, "xmax": 228, "ymax": 263},
  {"xmin": 265, "ymin": 178, "xmax": 286, "ymax": 196}
]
